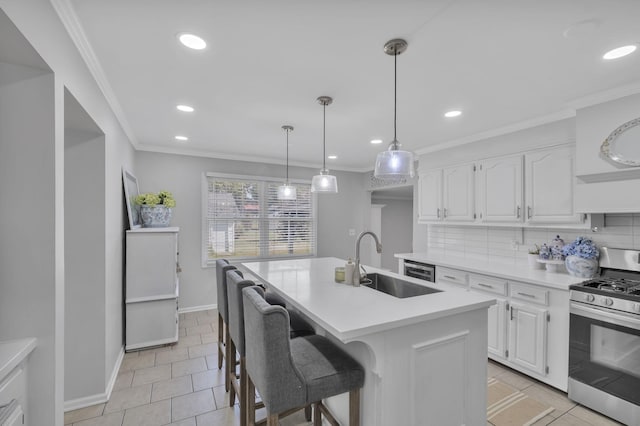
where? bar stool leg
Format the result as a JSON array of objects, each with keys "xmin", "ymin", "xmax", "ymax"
[
  {"xmin": 240, "ymin": 357, "xmax": 247, "ymax": 426},
  {"xmin": 228, "ymin": 339, "xmax": 236, "ymax": 406},
  {"xmin": 247, "ymin": 376, "xmax": 256, "ymax": 426},
  {"xmin": 266, "ymin": 413, "xmax": 279, "ymax": 426},
  {"xmin": 349, "ymin": 388, "xmax": 360, "ymax": 426},
  {"xmin": 313, "ymin": 402, "xmax": 321, "ymax": 425},
  {"xmin": 305, "ymin": 405, "xmax": 312, "ymax": 421},
  {"xmin": 225, "ymin": 325, "xmax": 232, "ymax": 392},
  {"xmin": 217, "ymin": 314, "xmax": 224, "ymax": 369}
]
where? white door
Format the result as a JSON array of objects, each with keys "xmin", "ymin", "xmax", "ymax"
[
  {"xmin": 442, "ymin": 164, "xmax": 475, "ymax": 222},
  {"xmin": 418, "ymin": 170, "xmax": 442, "ymax": 222},
  {"xmin": 478, "ymin": 156, "xmax": 523, "ymax": 223},
  {"xmin": 525, "ymin": 146, "xmax": 581, "ymax": 224},
  {"xmin": 508, "ymin": 302, "xmax": 548, "ymax": 375}
]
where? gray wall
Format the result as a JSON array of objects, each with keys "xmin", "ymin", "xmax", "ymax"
[
  {"xmin": 0, "ymin": 1, "xmax": 137, "ymax": 420},
  {"xmin": 371, "ymin": 197, "xmax": 413, "ymax": 272},
  {"xmin": 135, "ymin": 151, "xmax": 370, "ymax": 310}
]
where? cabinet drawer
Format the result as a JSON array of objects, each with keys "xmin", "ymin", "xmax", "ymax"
[
  {"xmin": 469, "ymin": 274, "xmax": 507, "ymax": 296},
  {"xmin": 436, "ymin": 267, "xmax": 467, "ymax": 287},
  {"xmin": 510, "ymin": 282, "xmax": 549, "ymax": 306}
]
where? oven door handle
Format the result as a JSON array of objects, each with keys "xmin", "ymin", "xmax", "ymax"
[{"xmin": 570, "ymin": 302, "xmax": 640, "ymax": 329}]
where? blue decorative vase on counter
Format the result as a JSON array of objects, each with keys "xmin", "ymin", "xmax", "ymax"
[
  {"xmin": 140, "ymin": 205, "xmax": 172, "ymax": 227},
  {"xmin": 565, "ymin": 255, "xmax": 598, "ymax": 278}
]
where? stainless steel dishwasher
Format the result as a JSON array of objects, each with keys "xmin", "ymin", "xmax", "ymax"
[{"xmin": 403, "ymin": 259, "xmax": 435, "ymax": 282}]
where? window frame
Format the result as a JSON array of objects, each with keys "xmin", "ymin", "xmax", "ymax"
[{"xmin": 201, "ymin": 172, "xmax": 317, "ymax": 267}]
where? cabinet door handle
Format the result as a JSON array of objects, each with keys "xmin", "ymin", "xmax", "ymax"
[
  {"xmin": 517, "ymin": 206, "xmax": 521, "ymax": 218},
  {"xmin": 443, "ymin": 275, "xmax": 456, "ymax": 280},
  {"xmin": 527, "ymin": 206, "xmax": 532, "ymax": 219},
  {"xmin": 443, "ymin": 208, "xmax": 448, "ymax": 218},
  {"xmin": 510, "ymin": 306, "xmax": 514, "ymax": 321},
  {"xmin": 437, "ymin": 208, "xmax": 440, "ymax": 219},
  {"xmin": 517, "ymin": 292, "xmax": 536, "ymax": 299},
  {"xmin": 478, "ymin": 283, "xmax": 493, "ymax": 289}
]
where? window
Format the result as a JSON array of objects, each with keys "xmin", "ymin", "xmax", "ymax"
[{"xmin": 202, "ymin": 173, "xmax": 316, "ymax": 265}]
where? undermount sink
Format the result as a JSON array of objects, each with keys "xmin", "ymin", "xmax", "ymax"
[{"xmin": 363, "ymin": 273, "xmax": 441, "ymax": 298}]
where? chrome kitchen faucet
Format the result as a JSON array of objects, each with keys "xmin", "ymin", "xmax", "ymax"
[{"xmin": 353, "ymin": 231, "xmax": 382, "ymax": 286}]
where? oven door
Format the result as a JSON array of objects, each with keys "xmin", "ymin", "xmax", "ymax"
[{"xmin": 569, "ymin": 301, "xmax": 640, "ymax": 407}]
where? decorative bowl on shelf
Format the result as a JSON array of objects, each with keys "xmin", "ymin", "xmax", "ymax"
[{"xmin": 537, "ymin": 258, "xmax": 565, "ymax": 273}]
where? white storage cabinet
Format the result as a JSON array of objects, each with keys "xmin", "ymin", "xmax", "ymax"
[
  {"xmin": 418, "ymin": 163, "xmax": 476, "ymax": 223},
  {"xmin": 125, "ymin": 227, "xmax": 180, "ymax": 351}
]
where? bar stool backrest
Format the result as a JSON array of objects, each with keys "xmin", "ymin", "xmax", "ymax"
[
  {"xmin": 215, "ymin": 259, "xmax": 237, "ymax": 322},
  {"xmin": 226, "ymin": 270, "xmax": 258, "ymax": 356},
  {"xmin": 242, "ymin": 287, "xmax": 307, "ymax": 414}
]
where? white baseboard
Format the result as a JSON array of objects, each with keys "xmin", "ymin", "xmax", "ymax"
[
  {"xmin": 178, "ymin": 303, "xmax": 217, "ymax": 314},
  {"xmin": 64, "ymin": 346, "xmax": 125, "ymax": 412}
]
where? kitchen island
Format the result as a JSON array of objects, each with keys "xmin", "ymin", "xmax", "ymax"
[{"xmin": 242, "ymin": 257, "xmax": 495, "ymax": 426}]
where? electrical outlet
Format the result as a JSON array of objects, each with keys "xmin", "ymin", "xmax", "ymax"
[
  {"xmin": 348, "ymin": 229, "xmax": 356, "ymax": 236},
  {"xmin": 511, "ymin": 240, "xmax": 519, "ymax": 251}
]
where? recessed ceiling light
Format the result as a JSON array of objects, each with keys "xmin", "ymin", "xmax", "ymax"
[
  {"xmin": 177, "ymin": 33, "xmax": 207, "ymax": 50},
  {"xmin": 444, "ymin": 110, "xmax": 462, "ymax": 118},
  {"xmin": 603, "ymin": 45, "xmax": 637, "ymax": 60},
  {"xmin": 328, "ymin": 155, "xmax": 337, "ymax": 160},
  {"xmin": 176, "ymin": 104, "xmax": 194, "ymax": 112},
  {"xmin": 370, "ymin": 139, "xmax": 383, "ymax": 144},
  {"xmin": 175, "ymin": 135, "xmax": 188, "ymax": 141}
]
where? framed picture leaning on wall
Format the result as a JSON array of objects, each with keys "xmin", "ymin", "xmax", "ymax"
[{"xmin": 122, "ymin": 168, "xmax": 141, "ymax": 229}]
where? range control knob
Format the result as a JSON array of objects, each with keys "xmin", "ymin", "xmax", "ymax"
[
  {"xmin": 584, "ymin": 294, "xmax": 595, "ymax": 302},
  {"xmin": 602, "ymin": 297, "xmax": 614, "ymax": 307}
]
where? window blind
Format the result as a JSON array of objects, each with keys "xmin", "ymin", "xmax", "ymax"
[{"xmin": 203, "ymin": 174, "xmax": 316, "ymax": 265}]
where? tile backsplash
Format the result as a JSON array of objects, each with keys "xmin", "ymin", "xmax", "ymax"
[{"xmin": 426, "ymin": 214, "xmax": 640, "ymax": 265}]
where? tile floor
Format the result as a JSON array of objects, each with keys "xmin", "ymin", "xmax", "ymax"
[{"xmin": 65, "ymin": 309, "xmax": 623, "ymax": 426}]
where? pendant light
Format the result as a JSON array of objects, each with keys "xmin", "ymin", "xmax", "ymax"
[
  {"xmin": 374, "ymin": 39, "xmax": 415, "ymax": 179},
  {"xmin": 311, "ymin": 96, "xmax": 338, "ymax": 193},
  {"xmin": 277, "ymin": 125, "xmax": 297, "ymax": 200}
]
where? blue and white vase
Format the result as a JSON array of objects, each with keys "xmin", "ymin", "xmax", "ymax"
[
  {"xmin": 564, "ymin": 255, "xmax": 598, "ymax": 278},
  {"xmin": 140, "ymin": 205, "xmax": 172, "ymax": 228}
]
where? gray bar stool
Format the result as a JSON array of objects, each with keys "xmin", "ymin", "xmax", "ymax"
[
  {"xmin": 242, "ymin": 286, "xmax": 365, "ymax": 426},
  {"xmin": 215, "ymin": 259, "xmax": 238, "ymax": 392},
  {"xmin": 227, "ymin": 271, "xmax": 315, "ymax": 425}
]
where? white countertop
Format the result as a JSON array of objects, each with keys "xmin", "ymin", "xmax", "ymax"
[
  {"xmin": 395, "ymin": 252, "xmax": 587, "ymax": 290},
  {"xmin": 242, "ymin": 257, "xmax": 495, "ymax": 342},
  {"xmin": 0, "ymin": 338, "xmax": 37, "ymax": 379}
]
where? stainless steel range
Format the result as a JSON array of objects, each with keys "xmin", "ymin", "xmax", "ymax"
[{"xmin": 568, "ymin": 247, "xmax": 640, "ymax": 425}]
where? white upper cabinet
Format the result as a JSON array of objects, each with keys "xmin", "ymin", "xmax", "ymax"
[
  {"xmin": 418, "ymin": 169, "xmax": 443, "ymax": 222},
  {"xmin": 442, "ymin": 163, "xmax": 476, "ymax": 222},
  {"xmin": 477, "ymin": 155, "xmax": 523, "ymax": 223},
  {"xmin": 525, "ymin": 146, "xmax": 582, "ymax": 224}
]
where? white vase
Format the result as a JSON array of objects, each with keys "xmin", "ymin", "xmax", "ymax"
[
  {"xmin": 140, "ymin": 205, "xmax": 172, "ymax": 228},
  {"xmin": 565, "ymin": 255, "xmax": 598, "ymax": 278},
  {"xmin": 528, "ymin": 254, "xmax": 543, "ymax": 269}
]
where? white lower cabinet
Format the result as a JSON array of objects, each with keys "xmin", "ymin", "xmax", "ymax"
[
  {"xmin": 462, "ymin": 271, "xmax": 567, "ymax": 391},
  {"xmin": 487, "ymin": 297, "xmax": 508, "ymax": 359},
  {"xmin": 508, "ymin": 302, "xmax": 548, "ymax": 375}
]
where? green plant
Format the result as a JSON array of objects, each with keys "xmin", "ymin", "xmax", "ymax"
[
  {"xmin": 528, "ymin": 244, "xmax": 540, "ymax": 255},
  {"xmin": 134, "ymin": 191, "xmax": 176, "ymax": 208}
]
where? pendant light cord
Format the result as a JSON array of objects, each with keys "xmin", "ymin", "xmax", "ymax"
[
  {"xmin": 322, "ymin": 102, "xmax": 327, "ymax": 170},
  {"xmin": 393, "ymin": 48, "xmax": 398, "ymax": 147},
  {"xmin": 285, "ymin": 128, "xmax": 289, "ymax": 182}
]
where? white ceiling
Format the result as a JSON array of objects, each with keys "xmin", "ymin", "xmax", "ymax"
[{"xmin": 64, "ymin": 0, "xmax": 640, "ymax": 171}]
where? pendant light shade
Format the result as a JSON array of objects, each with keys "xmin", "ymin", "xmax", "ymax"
[
  {"xmin": 277, "ymin": 125, "xmax": 297, "ymax": 200},
  {"xmin": 311, "ymin": 96, "xmax": 338, "ymax": 193},
  {"xmin": 374, "ymin": 39, "xmax": 415, "ymax": 179}
]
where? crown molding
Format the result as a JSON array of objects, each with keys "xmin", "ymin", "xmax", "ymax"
[
  {"xmin": 416, "ymin": 109, "xmax": 576, "ymax": 155},
  {"xmin": 134, "ymin": 143, "xmax": 372, "ymax": 173},
  {"xmin": 567, "ymin": 82, "xmax": 640, "ymax": 110},
  {"xmin": 50, "ymin": 0, "xmax": 139, "ymax": 147}
]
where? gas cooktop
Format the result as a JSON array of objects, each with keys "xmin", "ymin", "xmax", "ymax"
[{"xmin": 576, "ymin": 278, "xmax": 640, "ymax": 295}]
